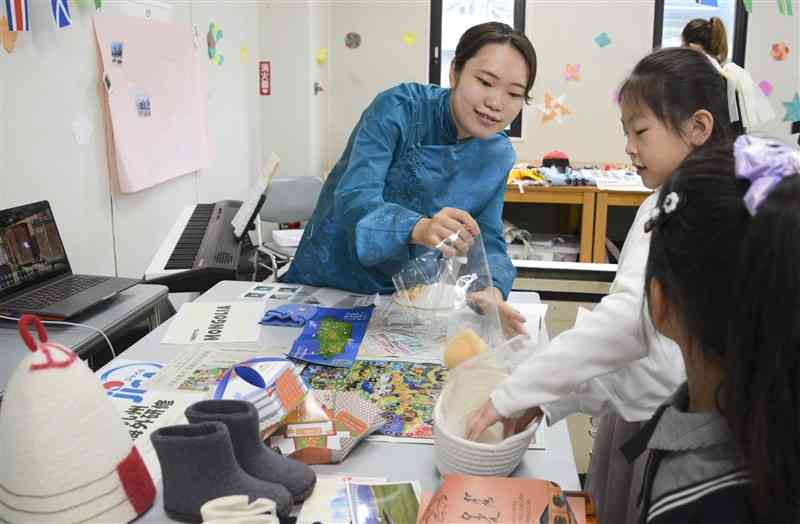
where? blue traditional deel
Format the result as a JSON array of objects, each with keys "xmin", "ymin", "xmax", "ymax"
[{"xmin": 285, "ymin": 83, "xmax": 516, "ymax": 298}]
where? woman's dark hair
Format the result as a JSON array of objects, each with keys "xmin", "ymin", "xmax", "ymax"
[
  {"xmin": 619, "ymin": 47, "xmax": 734, "ymax": 146},
  {"xmin": 452, "ymin": 21, "xmax": 537, "ymax": 104},
  {"xmin": 644, "ymin": 143, "xmax": 800, "ymax": 521},
  {"xmin": 683, "ymin": 17, "xmax": 728, "ymax": 63}
]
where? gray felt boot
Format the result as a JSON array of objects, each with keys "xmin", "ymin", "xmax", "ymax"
[
  {"xmin": 185, "ymin": 399, "xmax": 317, "ymax": 503},
  {"xmin": 150, "ymin": 421, "xmax": 293, "ymax": 522}
]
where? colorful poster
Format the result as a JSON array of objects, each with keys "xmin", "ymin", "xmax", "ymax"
[{"xmin": 301, "ymin": 360, "xmax": 448, "ymax": 440}]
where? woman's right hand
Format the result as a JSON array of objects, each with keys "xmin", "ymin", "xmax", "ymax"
[{"xmin": 411, "ymin": 207, "xmax": 480, "ymax": 257}]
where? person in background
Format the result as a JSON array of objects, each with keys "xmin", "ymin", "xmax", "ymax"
[
  {"xmin": 465, "ymin": 47, "xmax": 735, "ymax": 524},
  {"xmin": 682, "ymin": 16, "xmax": 728, "ymax": 64},
  {"xmin": 682, "ymin": 17, "xmax": 775, "ymax": 133},
  {"xmin": 284, "ymin": 22, "xmax": 535, "ymax": 331},
  {"xmin": 623, "ymin": 136, "xmax": 800, "ymax": 523}
]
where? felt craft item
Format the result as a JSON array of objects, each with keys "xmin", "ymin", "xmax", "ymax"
[
  {"xmin": 185, "ymin": 400, "xmax": 317, "ymax": 504},
  {"xmin": 542, "ymin": 150, "xmax": 570, "ymax": 172},
  {"xmin": 443, "ymin": 327, "xmax": 488, "ymax": 368},
  {"xmin": 200, "ymin": 495, "xmax": 279, "ymax": 523},
  {"xmin": 150, "ymin": 421, "xmax": 293, "ymax": 521},
  {"xmin": 0, "ymin": 314, "xmax": 156, "ymax": 522}
]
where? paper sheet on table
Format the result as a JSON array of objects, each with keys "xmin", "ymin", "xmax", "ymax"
[
  {"xmin": 94, "ymin": 13, "xmax": 211, "ymax": 193},
  {"xmin": 145, "ymin": 346, "xmax": 293, "ymax": 392}
]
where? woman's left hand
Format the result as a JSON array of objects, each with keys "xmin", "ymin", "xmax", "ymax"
[{"xmin": 468, "ymin": 287, "xmax": 528, "ymax": 338}]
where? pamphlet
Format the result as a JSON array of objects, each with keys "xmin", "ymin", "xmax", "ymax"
[
  {"xmin": 161, "ymin": 302, "xmax": 265, "ymax": 345},
  {"xmin": 289, "ymin": 306, "xmax": 373, "ymax": 368},
  {"xmin": 347, "ymin": 480, "xmax": 421, "ymax": 524},
  {"xmin": 416, "ymin": 475, "xmax": 583, "ymax": 524},
  {"xmin": 213, "ymin": 357, "xmax": 308, "ymax": 438},
  {"xmin": 297, "ymin": 475, "xmax": 387, "ymax": 524}
]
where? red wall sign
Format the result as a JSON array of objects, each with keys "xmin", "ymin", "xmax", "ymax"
[{"xmin": 259, "ymin": 61, "xmax": 271, "ymax": 96}]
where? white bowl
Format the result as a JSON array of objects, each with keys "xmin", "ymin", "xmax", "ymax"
[
  {"xmin": 433, "ymin": 367, "xmax": 539, "ymax": 477},
  {"xmin": 392, "ymin": 282, "xmax": 457, "ymax": 311}
]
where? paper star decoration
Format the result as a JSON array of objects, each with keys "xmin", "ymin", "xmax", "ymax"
[
  {"xmin": 239, "ymin": 46, "xmax": 249, "ymax": 62},
  {"xmin": 564, "ymin": 64, "xmax": 581, "ymax": 81},
  {"xmin": 758, "ymin": 80, "xmax": 774, "ymax": 97},
  {"xmin": 594, "ymin": 32, "xmax": 611, "ymax": 48},
  {"xmin": 782, "ymin": 93, "xmax": 800, "ymax": 122},
  {"xmin": 316, "ymin": 48, "xmax": 328, "ymax": 64},
  {"xmin": 402, "ymin": 32, "xmax": 417, "ymax": 47},
  {"xmin": 536, "ymin": 92, "xmax": 572, "ymax": 125}
]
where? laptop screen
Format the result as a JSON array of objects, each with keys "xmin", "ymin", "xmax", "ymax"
[{"xmin": 0, "ymin": 201, "xmax": 70, "ymax": 299}]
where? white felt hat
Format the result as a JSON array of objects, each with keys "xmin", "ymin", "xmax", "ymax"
[{"xmin": 0, "ymin": 315, "xmax": 156, "ymax": 522}]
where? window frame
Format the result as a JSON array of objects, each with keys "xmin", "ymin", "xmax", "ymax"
[
  {"xmin": 429, "ymin": 0, "xmax": 527, "ymax": 138},
  {"xmin": 652, "ymin": 0, "xmax": 749, "ymax": 66}
]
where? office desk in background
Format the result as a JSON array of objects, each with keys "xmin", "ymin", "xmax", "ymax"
[
  {"xmin": 0, "ymin": 284, "xmax": 173, "ymax": 393},
  {"xmin": 114, "ymin": 280, "xmax": 580, "ymax": 523}
]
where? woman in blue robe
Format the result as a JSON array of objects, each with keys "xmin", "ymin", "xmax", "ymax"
[{"xmin": 285, "ymin": 22, "xmax": 536, "ymax": 334}]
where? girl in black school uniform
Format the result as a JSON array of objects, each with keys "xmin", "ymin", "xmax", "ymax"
[{"xmin": 623, "ymin": 135, "xmax": 800, "ymax": 523}]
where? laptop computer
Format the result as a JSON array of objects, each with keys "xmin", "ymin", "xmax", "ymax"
[{"xmin": 0, "ymin": 200, "xmax": 140, "ymax": 319}]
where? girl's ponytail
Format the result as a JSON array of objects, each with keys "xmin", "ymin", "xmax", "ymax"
[
  {"xmin": 709, "ymin": 17, "xmax": 728, "ymax": 63},
  {"xmin": 682, "ymin": 17, "xmax": 728, "ymax": 63}
]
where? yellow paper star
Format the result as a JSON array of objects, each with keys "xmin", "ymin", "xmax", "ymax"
[
  {"xmin": 316, "ymin": 48, "xmax": 328, "ymax": 64},
  {"xmin": 1, "ymin": 17, "xmax": 18, "ymax": 54},
  {"xmin": 240, "ymin": 46, "xmax": 249, "ymax": 62},
  {"xmin": 402, "ymin": 32, "xmax": 416, "ymax": 47},
  {"xmin": 536, "ymin": 92, "xmax": 572, "ymax": 125}
]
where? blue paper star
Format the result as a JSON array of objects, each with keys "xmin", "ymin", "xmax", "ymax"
[{"xmin": 782, "ymin": 93, "xmax": 800, "ymax": 122}]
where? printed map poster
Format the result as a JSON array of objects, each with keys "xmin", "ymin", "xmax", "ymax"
[{"xmin": 301, "ymin": 361, "xmax": 448, "ymax": 441}]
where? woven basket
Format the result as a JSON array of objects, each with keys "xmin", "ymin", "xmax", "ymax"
[{"xmin": 433, "ymin": 365, "xmax": 539, "ymax": 477}]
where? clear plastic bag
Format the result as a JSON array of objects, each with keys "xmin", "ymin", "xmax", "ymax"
[{"xmin": 388, "ymin": 232, "xmax": 514, "ymax": 364}]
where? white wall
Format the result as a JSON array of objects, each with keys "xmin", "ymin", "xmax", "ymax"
[
  {"xmin": 322, "ymin": 0, "xmax": 799, "ymax": 165},
  {"xmin": 2, "ymin": 0, "xmax": 797, "ymax": 280},
  {"xmin": 745, "ymin": 0, "xmax": 799, "ymax": 143},
  {"xmin": 519, "ymin": 1, "xmax": 655, "ymax": 164},
  {"xmin": 259, "ymin": 1, "xmax": 328, "ymax": 181},
  {"xmin": 327, "ymin": 1, "xmax": 429, "ymax": 168},
  {"xmin": 0, "ymin": 1, "xmax": 265, "ymax": 278}
]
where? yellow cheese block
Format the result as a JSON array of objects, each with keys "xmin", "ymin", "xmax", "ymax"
[{"xmin": 444, "ymin": 328, "xmax": 489, "ymax": 368}]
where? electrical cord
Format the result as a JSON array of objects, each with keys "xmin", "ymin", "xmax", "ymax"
[{"xmin": 0, "ymin": 314, "xmax": 116, "ymax": 360}]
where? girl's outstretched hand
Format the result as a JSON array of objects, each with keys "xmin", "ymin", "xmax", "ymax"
[
  {"xmin": 464, "ymin": 400, "xmax": 543, "ymax": 441},
  {"xmin": 468, "ymin": 287, "xmax": 528, "ymax": 337}
]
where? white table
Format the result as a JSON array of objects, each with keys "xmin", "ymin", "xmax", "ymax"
[
  {"xmin": 116, "ymin": 281, "xmax": 580, "ymax": 522},
  {"xmin": 0, "ymin": 284, "xmax": 171, "ymax": 395}
]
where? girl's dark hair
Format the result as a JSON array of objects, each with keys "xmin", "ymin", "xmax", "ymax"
[
  {"xmin": 683, "ymin": 17, "xmax": 728, "ymax": 64},
  {"xmin": 644, "ymin": 143, "xmax": 800, "ymax": 521},
  {"xmin": 452, "ymin": 21, "xmax": 537, "ymax": 104},
  {"xmin": 619, "ymin": 47, "xmax": 734, "ymax": 147}
]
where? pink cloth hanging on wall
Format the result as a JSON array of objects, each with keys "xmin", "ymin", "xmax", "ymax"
[{"xmin": 94, "ymin": 13, "xmax": 212, "ymax": 193}]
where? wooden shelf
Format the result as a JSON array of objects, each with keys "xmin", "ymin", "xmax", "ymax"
[
  {"xmin": 504, "ymin": 186, "xmax": 597, "ymax": 263},
  {"xmin": 592, "ymin": 190, "xmax": 651, "ymax": 263},
  {"xmin": 504, "ymin": 185, "xmax": 651, "ymax": 264}
]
